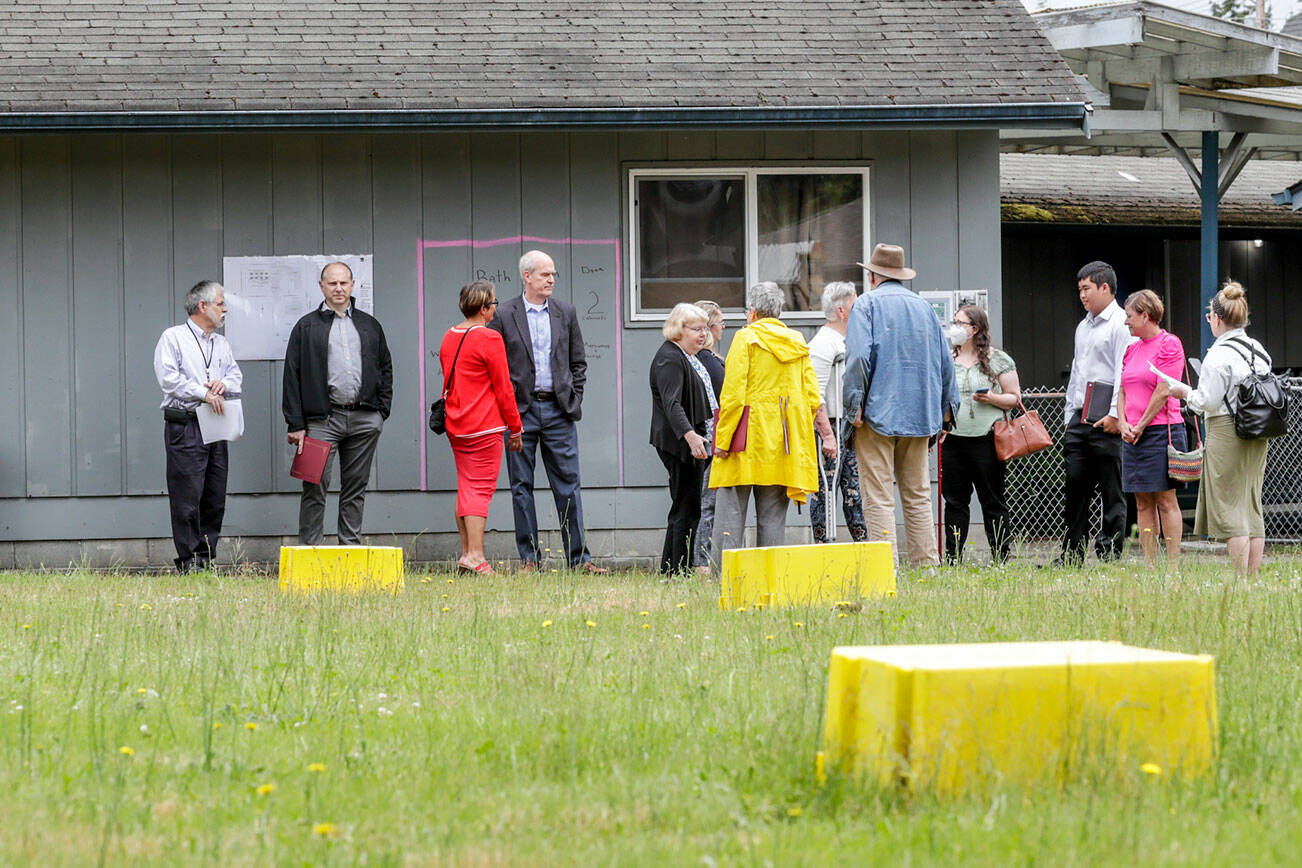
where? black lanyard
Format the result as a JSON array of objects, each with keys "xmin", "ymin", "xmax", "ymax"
[{"xmin": 190, "ymin": 324, "xmax": 214, "ymax": 378}]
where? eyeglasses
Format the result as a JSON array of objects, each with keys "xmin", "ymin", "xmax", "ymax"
[
  {"xmin": 951, "ymin": 319, "xmax": 973, "ymax": 328},
  {"xmin": 686, "ymin": 325, "xmax": 710, "ymax": 334},
  {"xmin": 485, "ymin": 300, "xmax": 500, "ymax": 307}
]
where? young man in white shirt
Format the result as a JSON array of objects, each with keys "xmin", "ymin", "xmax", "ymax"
[{"xmin": 1056, "ymin": 261, "xmax": 1136, "ymax": 566}]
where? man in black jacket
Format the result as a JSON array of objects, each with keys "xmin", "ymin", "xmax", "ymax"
[
  {"xmin": 488, "ymin": 249, "xmax": 605, "ymax": 573},
  {"xmin": 283, "ymin": 261, "xmax": 393, "ymax": 545}
]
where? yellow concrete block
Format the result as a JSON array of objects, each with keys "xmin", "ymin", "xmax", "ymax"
[
  {"xmin": 278, "ymin": 546, "xmax": 405, "ymax": 594},
  {"xmin": 822, "ymin": 641, "xmax": 1216, "ymax": 794},
  {"xmin": 718, "ymin": 542, "xmax": 895, "ymax": 609}
]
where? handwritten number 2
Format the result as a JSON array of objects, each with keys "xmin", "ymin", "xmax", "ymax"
[{"xmin": 587, "ymin": 291, "xmax": 601, "ymax": 316}]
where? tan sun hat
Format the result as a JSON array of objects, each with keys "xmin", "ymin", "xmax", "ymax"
[{"xmin": 857, "ymin": 243, "xmax": 916, "ymax": 281}]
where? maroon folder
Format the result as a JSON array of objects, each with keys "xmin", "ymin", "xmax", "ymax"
[
  {"xmin": 713, "ymin": 406, "xmax": 751, "ymax": 453},
  {"xmin": 290, "ymin": 436, "xmax": 332, "ymax": 485}
]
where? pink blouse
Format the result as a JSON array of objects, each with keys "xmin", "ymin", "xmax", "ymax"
[{"xmin": 1121, "ymin": 329, "xmax": 1185, "ymax": 426}]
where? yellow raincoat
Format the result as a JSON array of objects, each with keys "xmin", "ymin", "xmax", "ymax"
[{"xmin": 709, "ymin": 318, "xmax": 822, "ymax": 503}]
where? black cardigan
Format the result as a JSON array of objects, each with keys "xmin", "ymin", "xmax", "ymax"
[
  {"xmin": 649, "ymin": 340, "xmax": 712, "ymax": 461},
  {"xmin": 282, "ymin": 300, "xmax": 394, "ymax": 431}
]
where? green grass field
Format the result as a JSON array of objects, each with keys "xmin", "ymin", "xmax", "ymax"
[{"xmin": 3, "ymin": 558, "xmax": 1302, "ymax": 866}]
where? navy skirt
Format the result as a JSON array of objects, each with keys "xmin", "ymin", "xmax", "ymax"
[{"xmin": 1122, "ymin": 422, "xmax": 1186, "ymax": 493}]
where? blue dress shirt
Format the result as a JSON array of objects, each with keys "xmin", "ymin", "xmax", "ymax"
[
  {"xmin": 524, "ymin": 297, "xmax": 553, "ymax": 391},
  {"xmin": 841, "ymin": 280, "xmax": 958, "ymax": 437}
]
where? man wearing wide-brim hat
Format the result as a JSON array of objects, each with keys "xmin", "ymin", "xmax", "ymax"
[{"xmin": 842, "ymin": 243, "xmax": 958, "ymax": 567}]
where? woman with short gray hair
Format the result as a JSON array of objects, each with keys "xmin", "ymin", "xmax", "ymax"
[
  {"xmin": 807, "ymin": 281, "xmax": 868, "ymax": 544},
  {"xmin": 709, "ymin": 284, "xmax": 831, "ymax": 566}
]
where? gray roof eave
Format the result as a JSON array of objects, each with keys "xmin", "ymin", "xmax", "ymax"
[{"xmin": 0, "ymin": 103, "xmax": 1090, "ymax": 134}]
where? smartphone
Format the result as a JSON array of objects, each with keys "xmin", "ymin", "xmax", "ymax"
[{"xmin": 974, "ymin": 388, "xmax": 990, "ymax": 394}]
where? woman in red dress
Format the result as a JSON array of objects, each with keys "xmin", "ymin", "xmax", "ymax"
[{"xmin": 439, "ymin": 280, "xmax": 523, "ymax": 574}]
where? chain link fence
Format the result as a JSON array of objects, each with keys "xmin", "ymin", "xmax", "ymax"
[{"xmin": 1002, "ymin": 382, "xmax": 1302, "ymax": 544}]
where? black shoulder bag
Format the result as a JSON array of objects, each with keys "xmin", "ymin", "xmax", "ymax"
[
  {"xmin": 1224, "ymin": 337, "xmax": 1290, "ymax": 440},
  {"xmin": 429, "ymin": 330, "xmax": 471, "ymax": 435}
]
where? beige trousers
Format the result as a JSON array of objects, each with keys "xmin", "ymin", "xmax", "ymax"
[{"xmin": 854, "ymin": 423, "xmax": 939, "ymax": 566}]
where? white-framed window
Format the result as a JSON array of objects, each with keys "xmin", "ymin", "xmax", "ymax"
[{"xmin": 627, "ymin": 166, "xmax": 870, "ymax": 322}]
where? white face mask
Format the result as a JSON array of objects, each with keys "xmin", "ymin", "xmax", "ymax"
[{"xmin": 945, "ymin": 323, "xmax": 969, "ymax": 347}]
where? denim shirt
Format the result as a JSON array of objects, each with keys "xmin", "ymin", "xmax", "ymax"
[{"xmin": 841, "ymin": 280, "xmax": 959, "ymax": 437}]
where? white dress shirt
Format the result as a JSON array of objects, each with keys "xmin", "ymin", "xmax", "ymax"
[
  {"xmin": 154, "ymin": 319, "xmax": 242, "ymax": 410},
  {"xmin": 1064, "ymin": 299, "xmax": 1135, "ymax": 424},
  {"xmin": 1186, "ymin": 328, "xmax": 1271, "ymax": 419}
]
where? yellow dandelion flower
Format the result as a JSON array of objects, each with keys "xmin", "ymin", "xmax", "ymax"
[
  {"xmin": 420, "ymin": 577, "xmax": 430, "ymax": 584},
  {"xmin": 21, "ymin": 624, "xmax": 31, "ymax": 630},
  {"xmin": 736, "ymin": 606, "xmax": 746, "ymax": 612},
  {"xmin": 886, "ymin": 590, "xmax": 897, "ymax": 597},
  {"xmin": 441, "ymin": 606, "xmax": 451, "ymax": 612},
  {"xmin": 137, "ymin": 687, "xmax": 148, "ymax": 695},
  {"xmin": 1141, "ymin": 762, "xmax": 1163, "ymax": 777},
  {"xmin": 642, "ymin": 623, "xmax": 651, "ymax": 630},
  {"xmin": 307, "ymin": 763, "xmax": 326, "ymax": 773},
  {"xmin": 212, "ymin": 722, "xmax": 223, "ymax": 730},
  {"xmin": 793, "ymin": 621, "xmax": 804, "ymax": 628},
  {"xmin": 676, "ymin": 602, "xmax": 687, "ymax": 609},
  {"xmin": 787, "ymin": 806, "xmax": 802, "ymax": 818},
  {"xmin": 446, "ymin": 578, "xmax": 454, "ymax": 584},
  {"xmin": 837, "ymin": 612, "xmax": 847, "ymax": 619},
  {"xmin": 764, "ymin": 634, "xmax": 774, "ymax": 641},
  {"xmin": 541, "ymin": 620, "xmax": 553, "ymax": 628},
  {"xmin": 256, "ymin": 783, "xmax": 276, "ymax": 796},
  {"xmin": 312, "ymin": 822, "xmax": 335, "ymax": 837},
  {"xmin": 585, "ymin": 620, "xmax": 597, "ymax": 627},
  {"xmin": 118, "ymin": 745, "xmax": 135, "ymax": 756},
  {"xmin": 639, "ymin": 611, "xmax": 649, "ymax": 617},
  {"xmin": 139, "ymin": 603, "xmax": 152, "ymax": 611},
  {"xmin": 441, "ymin": 593, "xmax": 449, "ymax": 599},
  {"xmin": 244, "ymin": 722, "xmax": 258, "ymax": 731}
]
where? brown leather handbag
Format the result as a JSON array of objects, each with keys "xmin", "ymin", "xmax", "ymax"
[{"xmin": 993, "ymin": 399, "xmax": 1054, "ymax": 461}]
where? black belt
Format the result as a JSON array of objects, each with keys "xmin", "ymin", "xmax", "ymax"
[
  {"xmin": 331, "ymin": 402, "xmax": 361, "ymax": 411},
  {"xmin": 163, "ymin": 407, "xmax": 196, "ymax": 422},
  {"xmin": 532, "ymin": 390, "xmax": 556, "ymax": 401}
]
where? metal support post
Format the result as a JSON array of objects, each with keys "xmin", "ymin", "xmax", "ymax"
[{"xmin": 1200, "ymin": 131, "xmax": 1219, "ymax": 354}]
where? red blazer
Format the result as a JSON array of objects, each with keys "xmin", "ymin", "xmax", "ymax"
[{"xmin": 438, "ymin": 326, "xmax": 523, "ymax": 438}]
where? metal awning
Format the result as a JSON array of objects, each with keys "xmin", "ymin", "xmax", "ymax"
[{"xmin": 1001, "ymin": 1, "xmax": 1302, "ymax": 352}]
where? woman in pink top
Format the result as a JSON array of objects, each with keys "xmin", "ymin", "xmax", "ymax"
[{"xmin": 1117, "ymin": 289, "xmax": 1188, "ymax": 568}]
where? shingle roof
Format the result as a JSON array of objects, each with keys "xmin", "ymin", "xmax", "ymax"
[
  {"xmin": 0, "ymin": 1, "xmax": 1086, "ymax": 115},
  {"xmin": 1001, "ymin": 153, "xmax": 1302, "ymax": 228}
]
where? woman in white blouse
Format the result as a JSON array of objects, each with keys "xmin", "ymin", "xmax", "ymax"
[{"xmin": 1167, "ymin": 282, "xmax": 1270, "ymax": 575}]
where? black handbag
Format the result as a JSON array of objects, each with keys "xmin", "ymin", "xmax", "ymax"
[
  {"xmin": 1225, "ymin": 338, "xmax": 1290, "ymax": 440},
  {"xmin": 428, "ymin": 330, "xmax": 471, "ymax": 435}
]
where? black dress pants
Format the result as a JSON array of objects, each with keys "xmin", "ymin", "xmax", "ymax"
[
  {"xmin": 939, "ymin": 432, "xmax": 1010, "ymax": 563},
  {"xmin": 657, "ymin": 447, "xmax": 705, "ymax": 575},
  {"xmin": 1061, "ymin": 418, "xmax": 1126, "ymax": 563},
  {"xmin": 164, "ymin": 418, "xmax": 229, "ymax": 571}
]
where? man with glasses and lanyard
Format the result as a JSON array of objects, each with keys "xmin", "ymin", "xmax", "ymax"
[{"xmin": 153, "ymin": 280, "xmax": 242, "ymax": 573}]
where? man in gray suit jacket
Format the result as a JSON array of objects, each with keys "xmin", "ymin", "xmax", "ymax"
[{"xmin": 487, "ymin": 249, "xmax": 606, "ymax": 573}]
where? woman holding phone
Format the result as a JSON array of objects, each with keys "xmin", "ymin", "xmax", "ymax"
[{"xmin": 939, "ymin": 304, "xmax": 1021, "ymax": 564}]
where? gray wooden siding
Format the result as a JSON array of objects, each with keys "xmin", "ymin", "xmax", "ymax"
[{"xmin": 0, "ymin": 128, "xmax": 1001, "ymax": 540}]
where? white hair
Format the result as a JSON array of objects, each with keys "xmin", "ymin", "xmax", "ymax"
[
  {"xmin": 519, "ymin": 249, "xmax": 549, "ymax": 278},
  {"xmin": 662, "ymin": 303, "xmax": 710, "ymax": 342},
  {"xmin": 821, "ymin": 282, "xmax": 857, "ymax": 321},
  {"xmin": 746, "ymin": 281, "xmax": 784, "ymax": 319},
  {"xmin": 184, "ymin": 280, "xmax": 222, "ymax": 315}
]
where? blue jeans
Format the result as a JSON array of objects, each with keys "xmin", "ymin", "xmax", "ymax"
[{"xmin": 504, "ymin": 397, "xmax": 591, "ymax": 566}]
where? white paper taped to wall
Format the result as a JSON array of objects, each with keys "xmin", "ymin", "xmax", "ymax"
[{"xmin": 222, "ymin": 254, "xmax": 374, "ymax": 360}]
